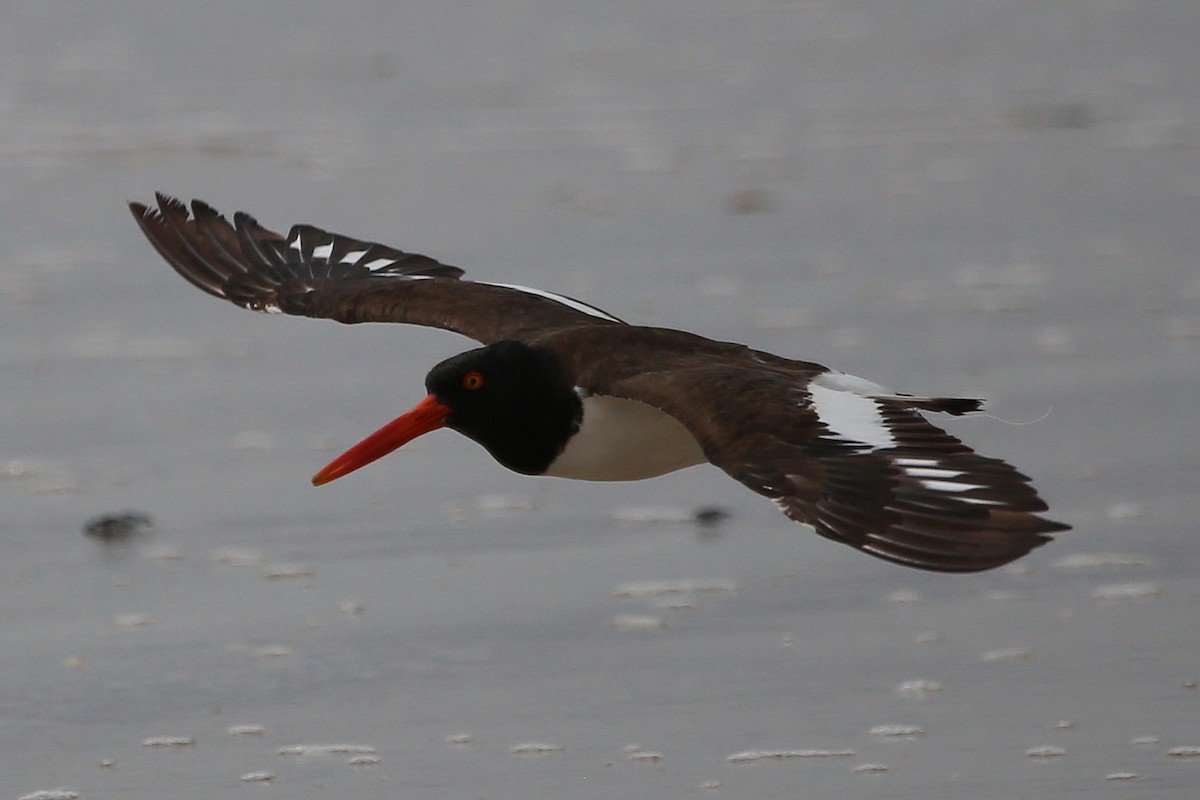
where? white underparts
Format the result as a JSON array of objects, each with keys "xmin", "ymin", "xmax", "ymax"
[{"xmin": 544, "ymin": 394, "xmax": 707, "ymax": 481}]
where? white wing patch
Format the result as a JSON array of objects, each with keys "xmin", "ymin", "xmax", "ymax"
[
  {"xmin": 807, "ymin": 378, "xmax": 895, "ymax": 451},
  {"xmin": 283, "ymin": 231, "xmax": 430, "ymax": 276},
  {"xmin": 919, "ymin": 478, "xmax": 986, "ymax": 494},
  {"xmin": 902, "ymin": 467, "xmax": 965, "ymax": 480},
  {"xmin": 279, "ymin": 233, "xmax": 617, "ymax": 304},
  {"xmin": 893, "ymin": 456, "xmax": 938, "ymax": 468},
  {"xmin": 808, "ymin": 373, "xmax": 1003, "ymax": 502},
  {"xmin": 481, "ymin": 282, "xmax": 623, "ymax": 323},
  {"xmin": 810, "ymin": 370, "xmax": 892, "ymax": 396}
]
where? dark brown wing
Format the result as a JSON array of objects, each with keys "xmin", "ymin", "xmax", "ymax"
[
  {"xmin": 581, "ymin": 343, "xmax": 1067, "ymax": 573},
  {"xmin": 129, "ymin": 194, "xmax": 624, "ymax": 344}
]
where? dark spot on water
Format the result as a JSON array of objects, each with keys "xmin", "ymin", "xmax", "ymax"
[
  {"xmin": 83, "ymin": 511, "xmax": 153, "ymax": 542},
  {"xmin": 693, "ymin": 506, "xmax": 730, "ymax": 526}
]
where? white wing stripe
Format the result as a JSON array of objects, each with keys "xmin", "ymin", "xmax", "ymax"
[
  {"xmin": 902, "ymin": 467, "xmax": 965, "ymax": 480},
  {"xmin": 919, "ymin": 479, "xmax": 986, "ymax": 493},
  {"xmin": 481, "ymin": 282, "xmax": 623, "ymax": 323},
  {"xmin": 894, "ymin": 457, "xmax": 939, "ymax": 468}
]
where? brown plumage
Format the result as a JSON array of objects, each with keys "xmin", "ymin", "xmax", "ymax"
[{"xmin": 131, "ymin": 194, "xmax": 1069, "ymax": 573}]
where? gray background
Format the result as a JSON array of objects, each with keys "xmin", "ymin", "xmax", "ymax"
[{"xmin": 3, "ymin": 1, "xmax": 1197, "ymax": 797}]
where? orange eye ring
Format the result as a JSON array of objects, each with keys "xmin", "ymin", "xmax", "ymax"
[{"xmin": 462, "ymin": 371, "xmax": 485, "ymax": 391}]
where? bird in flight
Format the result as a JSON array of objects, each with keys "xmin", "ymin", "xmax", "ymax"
[{"xmin": 131, "ymin": 194, "xmax": 1068, "ymax": 573}]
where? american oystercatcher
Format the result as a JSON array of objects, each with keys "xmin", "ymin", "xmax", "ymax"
[{"xmin": 131, "ymin": 194, "xmax": 1068, "ymax": 573}]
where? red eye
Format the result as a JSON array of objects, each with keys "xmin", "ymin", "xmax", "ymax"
[{"xmin": 462, "ymin": 371, "xmax": 485, "ymax": 391}]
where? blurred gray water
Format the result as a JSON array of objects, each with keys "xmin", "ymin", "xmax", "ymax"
[{"xmin": 2, "ymin": 1, "xmax": 1198, "ymax": 797}]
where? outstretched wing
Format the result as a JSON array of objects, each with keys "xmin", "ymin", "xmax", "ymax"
[
  {"xmin": 599, "ymin": 357, "xmax": 1068, "ymax": 573},
  {"xmin": 129, "ymin": 193, "xmax": 624, "ymax": 344}
]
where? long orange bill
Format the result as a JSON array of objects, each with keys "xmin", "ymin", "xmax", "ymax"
[{"xmin": 312, "ymin": 394, "xmax": 451, "ymax": 486}]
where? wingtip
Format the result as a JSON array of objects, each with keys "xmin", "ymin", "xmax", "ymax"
[
  {"xmin": 1040, "ymin": 517, "xmax": 1072, "ymax": 534},
  {"xmin": 130, "ymin": 192, "xmax": 189, "ymax": 221}
]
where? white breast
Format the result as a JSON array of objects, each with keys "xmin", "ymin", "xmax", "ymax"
[{"xmin": 544, "ymin": 394, "xmax": 707, "ymax": 481}]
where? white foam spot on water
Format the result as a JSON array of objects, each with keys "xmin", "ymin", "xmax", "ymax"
[
  {"xmin": 18, "ymin": 789, "xmax": 80, "ymax": 800},
  {"xmin": 277, "ymin": 744, "xmax": 376, "ymax": 756},
  {"xmin": 252, "ymin": 645, "xmax": 293, "ymax": 658},
  {"xmin": 142, "ymin": 736, "xmax": 196, "ymax": 748},
  {"xmin": 1091, "ymin": 582, "xmax": 1161, "ymax": 601},
  {"xmin": 896, "ymin": 679, "xmax": 942, "ymax": 698},
  {"xmin": 261, "ymin": 562, "xmax": 314, "ymax": 580},
  {"xmin": 869, "ymin": 723, "xmax": 925, "ymax": 739},
  {"xmin": 609, "ymin": 613, "xmax": 665, "ymax": 631},
  {"xmin": 510, "ymin": 742, "xmax": 565, "ymax": 755},
  {"xmin": 240, "ymin": 772, "xmax": 275, "ymax": 783},
  {"xmin": 727, "ymin": 748, "xmax": 857, "ymax": 763},
  {"xmin": 611, "ymin": 578, "xmax": 737, "ymax": 598},
  {"xmin": 1166, "ymin": 746, "xmax": 1200, "ymax": 759},
  {"xmin": 1026, "ymin": 745, "xmax": 1066, "ymax": 759}
]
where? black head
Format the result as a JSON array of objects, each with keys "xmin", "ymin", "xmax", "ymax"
[{"xmin": 425, "ymin": 340, "xmax": 582, "ymax": 475}]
